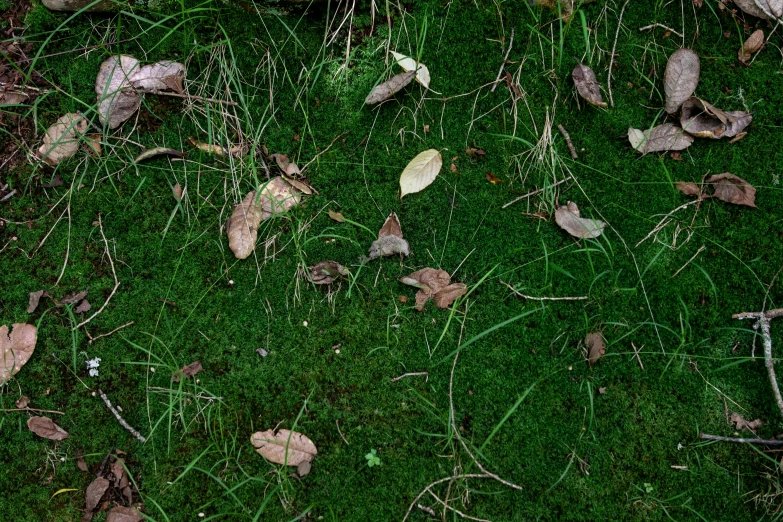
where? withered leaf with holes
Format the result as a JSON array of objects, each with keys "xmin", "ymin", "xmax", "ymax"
[
  {"xmin": 308, "ymin": 261, "xmax": 349, "ymax": 285},
  {"xmin": 369, "ymin": 212, "xmax": 410, "ymax": 260},
  {"xmin": 399, "ymin": 268, "xmax": 466, "ymax": 311},
  {"xmin": 554, "ymin": 201, "xmax": 605, "ymax": 239},
  {"xmin": 680, "ymin": 98, "xmax": 751, "ymax": 139},
  {"xmin": 707, "ymin": 173, "xmax": 756, "ymax": 207},
  {"xmin": 172, "ymin": 360, "xmax": 203, "ymax": 382},
  {"xmin": 27, "ymin": 416, "xmax": 69, "ymax": 440},
  {"xmin": 628, "ymin": 124, "xmax": 694, "ymax": 154},
  {"xmin": 0, "ymin": 323, "xmax": 37, "ymax": 384},
  {"xmin": 251, "ymin": 429, "xmax": 317, "ymax": 466},
  {"xmin": 572, "ymin": 63, "xmax": 607, "ymax": 108},
  {"xmin": 586, "ymin": 332, "xmax": 606, "ymax": 366},
  {"xmin": 365, "ymin": 71, "xmax": 416, "ymax": 104},
  {"xmin": 664, "ymin": 49, "xmax": 700, "ymax": 114},
  {"xmin": 739, "ymin": 30, "xmax": 764, "ymax": 63},
  {"xmin": 730, "ymin": 412, "xmax": 763, "ymax": 431}
]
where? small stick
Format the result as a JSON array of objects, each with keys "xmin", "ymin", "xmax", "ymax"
[
  {"xmin": 417, "ymin": 504, "xmax": 437, "ymax": 517},
  {"xmin": 0, "ymin": 189, "xmax": 15, "ymax": 202},
  {"xmin": 608, "ymin": 0, "xmax": 631, "ymax": 107},
  {"xmin": 635, "ymin": 199, "xmax": 700, "ymax": 248},
  {"xmin": 402, "ymin": 474, "xmax": 490, "ymax": 522},
  {"xmin": 391, "ymin": 372, "xmax": 429, "ymax": 383},
  {"xmin": 672, "ymin": 245, "xmax": 706, "ymax": 278},
  {"xmin": 86, "ymin": 321, "xmax": 134, "ymax": 345},
  {"xmin": 502, "ymin": 176, "xmax": 573, "ymax": 209},
  {"xmin": 699, "ymin": 433, "xmax": 783, "ymax": 445},
  {"xmin": 557, "ymin": 124, "xmax": 578, "ymax": 160},
  {"xmin": 74, "ymin": 215, "xmax": 120, "ymax": 330},
  {"xmin": 631, "ymin": 342, "xmax": 645, "ymax": 370},
  {"xmin": 639, "ymin": 23, "xmax": 684, "ymax": 38},
  {"xmin": 500, "ymin": 280, "xmax": 587, "ymax": 301},
  {"xmin": 336, "ymin": 420, "xmax": 349, "ymax": 445},
  {"xmin": 733, "ymin": 309, "xmax": 783, "ymax": 419},
  {"xmin": 54, "ymin": 204, "xmax": 71, "ymax": 286},
  {"xmin": 0, "ymin": 407, "xmax": 65, "ymax": 415},
  {"xmin": 670, "ymin": 465, "xmax": 688, "ymax": 470},
  {"xmin": 301, "ymin": 132, "xmax": 347, "ymax": 174},
  {"xmin": 427, "ymin": 491, "xmax": 490, "ymax": 522},
  {"xmin": 98, "ymin": 389, "xmax": 146, "ymax": 443},
  {"xmin": 490, "ymin": 28, "xmax": 514, "ymax": 93}
]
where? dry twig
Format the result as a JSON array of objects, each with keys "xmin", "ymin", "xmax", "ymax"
[
  {"xmin": 557, "ymin": 124, "xmax": 578, "ymax": 160},
  {"xmin": 390, "ymin": 372, "xmax": 429, "ymax": 383},
  {"xmin": 608, "ymin": 0, "xmax": 631, "ymax": 107},
  {"xmin": 98, "ymin": 389, "xmax": 146, "ymax": 443},
  {"xmin": 733, "ymin": 309, "xmax": 783, "ymax": 419},
  {"xmin": 86, "ymin": 321, "xmax": 134, "ymax": 345},
  {"xmin": 502, "ymin": 176, "xmax": 573, "ymax": 209},
  {"xmin": 0, "ymin": 407, "xmax": 65, "ymax": 415},
  {"xmin": 699, "ymin": 433, "xmax": 783, "ymax": 445},
  {"xmin": 490, "ymin": 29, "xmax": 514, "ymax": 93},
  {"xmin": 500, "ymin": 280, "xmax": 587, "ymax": 301},
  {"xmin": 639, "ymin": 23, "xmax": 684, "ymax": 38},
  {"xmin": 74, "ymin": 215, "xmax": 120, "ymax": 330}
]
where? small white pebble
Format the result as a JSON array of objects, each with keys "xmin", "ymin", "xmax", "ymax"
[
  {"xmin": 198, "ymin": 514, "xmax": 205, "ymax": 519},
  {"xmin": 228, "ymin": 280, "xmax": 234, "ymax": 285},
  {"xmin": 117, "ymin": 405, "xmax": 122, "ymax": 412},
  {"xmin": 150, "ymin": 367, "xmax": 155, "ymax": 373},
  {"xmin": 568, "ymin": 366, "xmax": 573, "ymax": 371},
  {"xmin": 335, "ymin": 349, "xmax": 340, "ymax": 354},
  {"xmin": 60, "ymin": 457, "xmax": 65, "ymax": 462},
  {"xmin": 303, "ymin": 321, "xmax": 308, "ymax": 327},
  {"xmin": 91, "ymin": 391, "xmax": 96, "ymax": 397}
]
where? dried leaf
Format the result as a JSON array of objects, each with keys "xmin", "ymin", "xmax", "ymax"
[
  {"xmin": 95, "ymin": 55, "xmax": 142, "ymax": 129},
  {"xmin": 74, "ymin": 299, "xmax": 91, "ymax": 314},
  {"xmin": 16, "ymin": 396, "xmax": 30, "ymax": 409},
  {"xmin": 628, "ymin": 124, "xmax": 694, "ymax": 154},
  {"xmin": 172, "ymin": 360, "xmax": 203, "ymax": 382},
  {"xmin": 38, "ymin": 113, "xmax": 87, "ymax": 166},
  {"xmin": 390, "ymin": 51, "xmax": 431, "ymax": 88},
  {"xmin": 308, "ymin": 261, "xmax": 349, "ymax": 285},
  {"xmin": 297, "ymin": 460, "xmax": 312, "ymax": 477},
  {"xmin": 369, "ymin": 212, "xmax": 410, "ymax": 260},
  {"xmin": 28, "ymin": 290, "xmax": 48, "ymax": 313},
  {"xmin": 572, "ymin": 63, "xmax": 607, "ymax": 107},
  {"xmin": 75, "ymin": 448, "xmax": 88, "ymax": 472},
  {"xmin": 281, "ymin": 175, "xmax": 314, "ymax": 196},
  {"xmin": 680, "ymin": 97, "xmax": 752, "ymax": 139},
  {"xmin": 485, "ymin": 172, "xmax": 503, "ymax": 184},
  {"xmin": 84, "ymin": 134, "xmax": 102, "ymax": 157},
  {"xmin": 250, "ymin": 429, "xmax": 317, "ymax": 466},
  {"xmin": 0, "ymin": 323, "xmax": 37, "ymax": 384},
  {"xmin": 328, "ymin": 210, "xmax": 345, "ymax": 222},
  {"xmin": 270, "ymin": 153, "xmax": 301, "ymax": 177},
  {"xmin": 433, "ymin": 283, "xmax": 468, "ymax": 309},
  {"xmin": 707, "ymin": 173, "xmax": 756, "ymax": 207},
  {"xmin": 188, "ymin": 137, "xmax": 225, "ymax": 155},
  {"xmin": 734, "ymin": 0, "xmax": 775, "ymax": 18},
  {"xmin": 85, "ymin": 477, "xmax": 110, "ymax": 512},
  {"xmin": 400, "ymin": 268, "xmax": 454, "ymax": 311},
  {"xmin": 739, "ymin": 30, "xmax": 764, "ymax": 62},
  {"xmin": 586, "ymin": 332, "xmax": 605, "ymax": 366},
  {"xmin": 42, "ymin": 174, "xmax": 64, "ymax": 188},
  {"xmin": 57, "ymin": 289, "xmax": 88, "ymax": 305},
  {"xmin": 105, "ymin": 507, "xmax": 144, "ymax": 522},
  {"xmin": 664, "ymin": 49, "xmax": 700, "ymax": 114},
  {"xmin": 129, "ymin": 61, "xmax": 185, "ymax": 93},
  {"xmin": 729, "ymin": 132, "xmax": 748, "ymax": 143},
  {"xmin": 554, "ymin": 201, "xmax": 605, "ymax": 239},
  {"xmin": 675, "ymin": 182, "xmax": 703, "ymax": 198},
  {"xmin": 172, "ymin": 183, "xmax": 183, "ymax": 201},
  {"xmin": 365, "ymin": 71, "xmax": 416, "ymax": 104},
  {"xmin": 134, "ymin": 147, "xmax": 183, "ymax": 163},
  {"xmin": 466, "ymin": 147, "xmax": 486, "ymax": 158},
  {"xmin": 730, "ymin": 412, "xmax": 763, "ymax": 431},
  {"xmin": 378, "ymin": 212, "xmax": 403, "ymax": 238},
  {"xmin": 400, "ymin": 149, "xmax": 442, "ymax": 198},
  {"xmin": 27, "ymin": 416, "xmax": 69, "ymax": 440},
  {"xmin": 0, "ymin": 90, "xmax": 28, "ymax": 105}
]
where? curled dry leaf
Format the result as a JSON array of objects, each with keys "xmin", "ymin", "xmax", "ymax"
[
  {"xmin": 628, "ymin": 124, "xmax": 693, "ymax": 154},
  {"xmin": 585, "ymin": 332, "xmax": 605, "ymax": 366},
  {"xmin": 390, "ymin": 51, "xmax": 431, "ymax": 88},
  {"xmin": 28, "ymin": 290, "xmax": 48, "ymax": 313},
  {"xmin": 85, "ymin": 476, "xmax": 110, "ymax": 512},
  {"xmin": 485, "ymin": 172, "xmax": 503, "ymax": 184},
  {"xmin": 365, "ymin": 71, "xmax": 416, "ymax": 104},
  {"xmin": 328, "ymin": 209, "xmax": 345, "ymax": 222},
  {"xmin": 707, "ymin": 173, "xmax": 756, "ymax": 207},
  {"xmin": 172, "ymin": 183, "xmax": 183, "ymax": 202},
  {"xmin": 74, "ymin": 299, "xmax": 91, "ymax": 314},
  {"xmin": 572, "ymin": 63, "xmax": 607, "ymax": 108},
  {"xmin": 433, "ymin": 283, "xmax": 468, "ymax": 309},
  {"xmin": 27, "ymin": 416, "xmax": 69, "ymax": 440},
  {"xmin": 739, "ymin": 30, "xmax": 764, "ymax": 63},
  {"xmin": 270, "ymin": 153, "xmax": 301, "ymax": 177},
  {"xmin": 134, "ymin": 147, "xmax": 184, "ymax": 163},
  {"xmin": 680, "ymin": 97, "xmax": 751, "ymax": 139},
  {"xmin": 95, "ymin": 55, "xmax": 142, "ymax": 129},
  {"xmin": 16, "ymin": 396, "xmax": 30, "ymax": 409},
  {"xmin": 554, "ymin": 201, "xmax": 605, "ymax": 239},
  {"xmin": 106, "ymin": 507, "xmax": 144, "ymax": 522},
  {"xmin": 400, "ymin": 149, "xmax": 442, "ymax": 198},
  {"xmin": 0, "ymin": 323, "xmax": 37, "ymax": 384},
  {"xmin": 172, "ymin": 360, "xmax": 203, "ymax": 382},
  {"xmin": 399, "ymin": 268, "xmax": 464, "ymax": 311},
  {"xmin": 675, "ymin": 182, "xmax": 704, "ymax": 198},
  {"xmin": 308, "ymin": 261, "xmax": 349, "ymax": 285},
  {"xmin": 38, "ymin": 113, "xmax": 87, "ymax": 166},
  {"xmin": 664, "ymin": 49, "xmax": 700, "ymax": 114},
  {"xmin": 369, "ymin": 212, "xmax": 410, "ymax": 260},
  {"xmin": 251, "ymin": 429, "xmax": 317, "ymax": 466},
  {"xmin": 129, "ymin": 61, "xmax": 185, "ymax": 93},
  {"xmin": 730, "ymin": 412, "xmax": 763, "ymax": 431},
  {"xmin": 188, "ymin": 137, "xmax": 226, "ymax": 155}
]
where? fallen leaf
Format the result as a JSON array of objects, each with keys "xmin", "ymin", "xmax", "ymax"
[
  {"xmin": 42, "ymin": 174, "xmax": 64, "ymax": 188},
  {"xmin": 670, "ymin": 152, "xmax": 684, "ymax": 161},
  {"xmin": 572, "ymin": 63, "xmax": 607, "ymax": 107},
  {"xmin": 466, "ymin": 147, "xmax": 486, "ymax": 158},
  {"xmin": 399, "ymin": 268, "xmax": 463, "ymax": 311},
  {"xmin": 297, "ymin": 460, "xmax": 312, "ymax": 477},
  {"xmin": 0, "ymin": 323, "xmax": 37, "ymax": 384},
  {"xmin": 84, "ymin": 134, "xmax": 102, "ymax": 157},
  {"xmin": 628, "ymin": 124, "xmax": 694, "ymax": 154},
  {"xmin": 172, "ymin": 183, "xmax": 183, "ymax": 201},
  {"xmin": 328, "ymin": 210, "xmax": 345, "ymax": 222},
  {"xmin": 598, "ymin": 387, "xmax": 607, "ymax": 394},
  {"xmin": 504, "ymin": 71, "xmax": 522, "ymax": 99},
  {"xmin": 84, "ymin": 477, "xmax": 110, "ymax": 512},
  {"xmin": 95, "ymin": 55, "xmax": 142, "ymax": 129},
  {"xmin": 377, "ymin": 212, "xmax": 403, "ymax": 238},
  {"xmin": 400, "ymin": 149, "xmax": 442, "ymax": 198},
  {"xmin": 586, "ymin": 332, "xmax": 605, "ymax": 366},
  {"xmin": 57, "ymin": 289, "xmax": 88, "ymax": 306},
  {"xmin": 554, "ymin": 201, "xmax": 605, "ymax": 239},
  {"xmin": 75, "ymin": 448, "xmax": 88, "ymax": 472},
  {"xmin": 38, "ymin": 113, "xmax": 87, "ymax": 166},
  {"xmin": 365, "ymin": 71, "xmax": 416, "ymax": 104},
  {"xmin": 270, "ymin": 153, "xmax": 301, "ymax": 177},
  {"xmin": 390, "ymin": 51, "xmax": 431, "ymax": 88},
  {"xmin": 27, "ymin": 416, "xmax": 69, "ymax": 440},
  {"xmin": 28, "ymin": 290, "xmax": 48, "ymax": 313},
  {"xmin": 739, "ymin": 29, "xmax": 764, "ymax": 62},
  {"xmin": 188, "ymin": 137, "xmax": 225, "ymax": 155},
  {"xmin": 251, "ymin": 429, "xmax": 318, "ymax": 466},
  {"xmin": 433, "ymin": 283, "xmax": 468, "ymax": 309},
  {"xmin": 729, "ymin": 132, "xmax": 748, "ymax": 143},
  {"xmin": 707, "ymin": 173, "xmax": 756, "ymax": 207},
  {"xmin": 74, "ymin": 299, "xmax": 91, "ymax": 314},
  {"xmin": 664, "ymin": 49, "xmax": 700, "ymax": 114},
  {"xmin": 450, "ymin": 163, "xmax": 457, "ymax": 173},
  {"xmin": 0, "ymin": 90, "xmax": 28, "ymax": 105},
  {"xmin": 730, "ymin": 412, "xmax": 763, "ymax": 431},
  {"xmin": 134, "ymin": 147, "xmax": 184, "ymax": 163},
  {"xmin": 308, "ymin": 261, "xmax": 349, "ymax": 285},
  {"xmin": 675, "ymin": 182, "xmax": 704, "ymax": 198},
  {"xmin": 105, "ymin": 507, "xmax": 144, "ymax": 522},
  {"xmin": 734, "ymin": 0, "xmax": 776, "ymax": 18},
  {"xmin": 369, "ymin": 212, "xmax": 411, "ymax": 260},
  {"xmin": 281, "ymin": 174, "xmax": 315, "ymax": 196},
  {"xmin": 680, "ymin": 97, "xmax": 752, "ymax": 139},
  {"xmin": 485, "ymin": 172, "xmax": 503, "ymax": 184},
  {"xmin": 398, "ymin": 295, "xmax": 408, "ymax": 303},
  {"xmin": 172, "ymin": 360, "xmax": 203, "ymax": 382},
  {"xmin": 129, "ymin": 61, "xmax": 185, "ymax": 93}
]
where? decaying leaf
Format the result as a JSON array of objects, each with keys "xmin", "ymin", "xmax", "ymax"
[
  {"xmin": 739, "ymin": 30, "xmax": 764, "ymax": 63},
  {"xmin": 75, "ymin": 448, "xmax": 88, "ymax": 472},
  {"xmin": 365, "ymin": 71, "xmax": 416, "ymax": 104},
  {"xmin": 226, "ymin": 178, "xmax": 302, "ymax": 259},
  {"xmin": 0, "ymin": 323, "xmax": 37, "ymax": 384},
  {"xmin": 628, "ymin": 124, "xmax": 694, "ymax": 154},
  {"xmin": 270, "ymin": 153, "xmax": 301, "ymax": 177},
  {"xmin": 734, "ymin": 0, "xmax": 775, "ymax": 18},
  {"xmin": 129, "ymin": 61, "xmax": 185, "ymax": 93},
  {"xmin": 369, "ymin": 212, "xmax": 410, "ymax": 260},
  {"xmin": 730, "ymin": 412, "xmax": 763, "ymax": 431},
  {"xmin": 554, "ymin": 201, "xmax": 605, "ymax": 239},
  {"xmin": 680, "ymin": 97, "xmax": 752, "ymax": 139},
  {"xmin": 74, "ymin": 299, "xmax": 91, "ymax": 314},
  {"xmin": 106, "ymin": 507, "xmax": 144, "ymax": 522},
  {"xmin": 188, "ymin": 137, "xmax": 225, "ymax": 155},
  {"xmin": 56, "ymin": 289, "xmax": 88, "ymax": 306},
  {"xmin": 708, "ymin": 173, "xmax": 756, "ymax": 207},
  {"xmin": 251, "ymin": 429, "xmax": 317, "ymax": 466},
  {"xmin": 390, "ymin": 51, "xmax": 431, "ymax": 88},
  {"xmin": 27, "ymin": 416, "xmax": 69, "ymax": 440},
  {"xmin": 400, "ymin": 149, "xmax": 442, "ymax": 198},
  {"xmin": 308, "ymin": 261, "xmax": 349, "ymax": 285},
  {"xmin": 485, "ymin": 172, "xmax": 504, "ymax": 184},
  {"xmin": 134, "ymin": 147, "xmax": 184, "ymax": 163},
  {"xmin": 38, "ymin": 113, "xmax": 87, "ymax": 166},
  {"xmin": 328, "ymin": 210, "xmax": 345, "ymax": 222},
  {"xmin": 85, "ymin": 476, "xmax": 110, "ymax": 512},
  {"xmin": 399, "ymin": 268, "xmax": 465, "ymax": 311},
  {"xmin": 0, "ymin": 90, "xmax": 28, "ymax": 105},
  {"xmin": 675, "ymin": 182, "xmax": 704, "ymax": 198},
  {"xmin": 585, "ymin": 332, "xmax": 605, "ymax": 366},
  {"xmin": 95, "ymin": 55, "xmax": 142, "ymax": 129},
  {"xmin": 16, "ymin": 396, "xmax": 30, "ymax": 409},
  {"xmin": 28, "ymin": 290, "xmax": 48, "ymax": 313},
  {"xmin": 664, "ymin": 49, "xmax": 700, "ymax": 114},
  {"xmin": 172, "ymin": 183, "xmax": 183, "ymax": 201},
  {"xmin": 172, "ymin": 360, "xmax": 203, "ymax": 382},
  {"xmin": 84, "ymin": 133, "xmax": 102, "ymax": 157},
  {"xmin": 753, "ymin": 0, "xmax": 782, "ymax": 19},
  {"xmin": 297, "ymin": 460, "xmax": 312, "ymax": 477},
  {"xmin": 572, "ymin": 63, "xmax": 607, "ymax": 108}
]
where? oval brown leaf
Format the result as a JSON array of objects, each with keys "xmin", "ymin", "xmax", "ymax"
[
  {"xmin": 0, "ymin": 323, "xmax": 37, "ymax": 384},
  {"xmin": 328, "ymin": 209, "xmax": 345, "ymax": 222},
  {"xmin": 675, "ymin": 182, "xmax": 703, "ymax": 198},
  {"xmin": 739, "ymin": 30, "xmax": 764, "ymax": 62},
  {"xmin": 106, "ymin": 507, "xmax": 144, "ymax": 522},
  {"xmin": 134, "ymin": 147, "xmax": 184, "ymax": 163},
  {"xmin": 628, "ymin": 124, "xmax": 694, "ymax": 154},
  {"xmin": 586, "ymin": 332, "xmax": 606, "ymax": 366},
  {"xmin": 680, "ymin": 98, "xmax": 752, "ymax": 139},
  {"xmin": 365, "ymin": 71, "xmax": 416, "ymax": 104},
  {"xmin": 572, "ymin": 63, "xmax": 607, "ymax": 108},
  {"xmin": 85, "ymin": 476, "xmax": 110, "ymax": 512},
  {"xmin": 251, "ymin": 429, "xmax": 317, "ymax": 466},
  {"xmin": 95, "ymin": 55, "xmax": 142, "ymax": 129},
  {"xmin": 664, "ymin": 49, "xmax": 700, "ymax": 114},
  {"xmin": 706, "ymin": 173, "xmax": 756, "ymax": 207},
  {"xmin": 434, "ymin": 283, "xmax": 468, "ymax": 309},
  {"xmin": 554, "ymin": 201, "xmax": 605, "ymax": 239},
  {"xmin": 38, "ymin": 113, "xmax": 87, "ymax": 166},
  {"xmin": 27, "ymin": 416, "xmax": 69, "ymax": 440}
]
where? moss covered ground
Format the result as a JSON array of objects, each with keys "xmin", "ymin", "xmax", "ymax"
[{"xmin": 2, "ymin": 0, "xmax": 783, "ymax": 520}]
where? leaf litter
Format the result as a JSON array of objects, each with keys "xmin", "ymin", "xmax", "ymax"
[
  {"xmin": 585, "ymin": 332, "xmax": 606, "ymax": 366},
  {"xmin": 399, "ymin": 268, "xmax": 467, "ymax": 311},
  {"xmin": 554, "ymin": 201, "xmax": 606, "ymax": 239},
  {"xmin": 676, "ymin": 173, "xmax": 756, "ymax": 207},
  {"xmin": 0, "ymin": 323, "xmax": 37, "ymax": 384},
  {"xmin": 628, "ymin": 124, "xmax": 694, "ymax": 154},
  {"xmin": 27, "ymin": 416, "xmax": 69, "ymax": 440},
  {"xmin": 664, "ymin": 48, "xmax": 700, "ymax": 114},
  {"xmin": 365, "ymin": 71, "xmax": 416, "ymax": 105},
  {"xmin": 368, "ymin": 212, "xmax": 410, "ymax": 260},
  {"xmin": 38, "ymin": 113, "xmax": 87, "ymax": 166},
  {"xmin": 400, "ymin": 149, "xmax": 442, "ymax": 198},
  {"xmin": 251, "ymin": 429, "xmax": 318, "ymax": 466},
  {"xmin": 680, "ymin": 97, "xmax": 752, "ymax": 139},
  {"xmin": 172, "ymin": 360, "xmax": 203, "ymax": 382},
  {"xmin": 308, "ymin": 261, "xmax": 349, "ymax": 285},
  {"xmin": 572, "ymin": 63, "xmax": 607, "ymax": 108}
]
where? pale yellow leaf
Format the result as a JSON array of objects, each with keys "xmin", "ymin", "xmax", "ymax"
[
  {"xmin": 390, "ymin": 51, "xmax": 431, "ymax": 88},
  {"xmin": 400, "ymin": 149, "xmax": 442, "ymax": 198}
]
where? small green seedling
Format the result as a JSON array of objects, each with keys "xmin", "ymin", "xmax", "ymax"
[
  {"xmin": 644, "ymin": 483, "xmax": 654, "ymax": 494},
  {"xmin": 365, "ymin": 449, "xmax": 381, "ymax": 468}
]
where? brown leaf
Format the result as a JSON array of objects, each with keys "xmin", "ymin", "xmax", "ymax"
[
  {"xmin": 400, "ymin": 268, "xmax": 453, "ymax": 311},
  {"xmin": 730, "ymin": 412, "xmax": 763, "ymax": 431},
  {"xmin": 554, "ymin": 201, "xmax": 605, "ymax": 239},
  {"xmin": 95, "ymin": 55, "xmax": 142, "ymax": 129},
  {"xmin": 485, "ymin": 172, "xmax": 504, "ymax": 184},
  {"xmin": 664, "ymin": 48, "xmax": 700, "ymax": 114},
  {"xmin": 42, "ymin": 174, "xmax": 64, "ymax": 188},
  {"xmin": 586, "ymin": 332, "xmax": 606, "ymax": 366},
  {"xmin": 378, "ymin": 212, "xmax": 403, "ymax": 238},
  {"xmin": 85, "ymin": 477, "xmax": 110, "ymax": 512},
  {"xmin": 707, "ymin": 173, "xmax": 756, "ymax": 207},
  {"xmin": 729, "ymin": 132, "xmax": 748, "ymax": 144},
  {"xmin": 75, "ymin": 448, "xmax": 88, "ymax": 472},
  {"xmin": 84, "ymin": 134, "xmax": 102, "ymax": 157},
  {"xmin": 129, "ymin": 61, "xmax": 186, "ymax": 93},
  {"xmin": 15, "ymin": 396, "xmax": 30, "ymax": 409},
  {"xmin": 27, "ymin": 416, "xmax": 69, "ymax": 440},
  {"xmin": 680, "ymin": 97, "xmax": 752, "ymax": 139},
  {"xmin": 172, "ymin": 360, "xmax": 203, "ymax": 382},
  {"xmin": 74, "ymin": 299, "xmax": 91, "ymax": 314},
  {"xmin": 38, "ymin": 113, "xmax": 88, "ymax": 166},
  {"xmin": 0, "ymin": 323, "xmax": 37, "ymax": 384},
  {"xmin": 250, "ymin": 429, "xmax": 318, "ymax": 466},
  {"xmin": 739, "ymin": 29, "xmax": 764, "ymax": 62},
  {"xmin": 369, "ymin": 212, "xmax": 410, "ymax": 260},
  {"xmin": 628, "ymin": 124, "xmax": 694, "ymax": 154},
  {"xmin": 28, "ymin": 290, "xmax": 48, "ymax": 313},
  {"xmin": 134, "ymin": 147, "xmax": 184, "ymax": 163},
  {"xmin": 57, "ymin": 289, "xmax": 89, "ymax": 306},
  {"xmin": 188, "ymin": 137, "xmax": 225, "ymax": 155},
  {"xmin": 172, "ymin": 183, "xmax": 183, "ymax": 202},
  {"xmin": 281, "ymin": 174, "xmax": 315, "ymax": 195},
  {"xmin": 365, "ymin": 71, "xmax": 416, "ymax": 104},
  {"xmin": 297, "ymin": 460, "xmax": 312, "ymax": 477},
  {"xmin": 308, "ymin": 261, "xmax": 349, "ymax": 285},
  {"xmin": 328, "ymin": 210, "xmax": 345, "ymax": 222},
  {"xmin": 675, "ymin": 182, "xmax": 704, "ymax": 198},
  {"xmin": 270, "ymin": 153, "xmax": 301, "ymax": 177},
  {"xmin": 433, "ymin": 283, "xmax": 468, "ymax": 309},
  {"xmin": 105, "ymin": 507, "xmax": 144, "ymax": 522},
  {"xmin": 466, "ymin": 147, "xmax": 486, "ymax": 158},
  {"xmin": 572, "ymin": 63, "xmax": 607, "ymax": 108}
]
